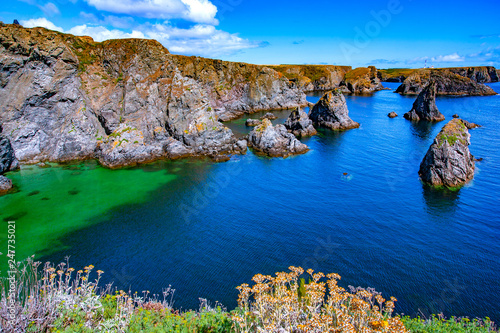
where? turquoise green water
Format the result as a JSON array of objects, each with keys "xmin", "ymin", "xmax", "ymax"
[{"xmin": 0, "ymin": 160, "xmax": 178, "ymax": 270}]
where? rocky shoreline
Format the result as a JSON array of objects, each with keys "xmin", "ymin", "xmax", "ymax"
[{"xmin": 0, "ymin": 23, "xmax": 497, "ymax": 178}]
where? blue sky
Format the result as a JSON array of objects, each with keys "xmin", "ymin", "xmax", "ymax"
[{"xmin": 1, "ymin": 0, "xmax": 499, "ymax": 68}]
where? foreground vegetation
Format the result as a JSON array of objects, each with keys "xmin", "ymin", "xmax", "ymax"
[{"xmin": 0, "ymin": 258, "xmax": 496, "ymax": 332}]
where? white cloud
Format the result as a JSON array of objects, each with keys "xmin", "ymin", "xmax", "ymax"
[
  {"xmin": 83, "ymin": 0, "xmax": 218, "ymax": 24},
  {"xmin": 144, "ymin": 23, "xmax": 259, "ymax": 56},
  {"xmin": 431, "ymin": 53, "xmax": 464, "ymax": 63},
  {"xmin": 20, "ymin": 18, "xmax": 63, "ymax": 32},
  {"xmin": 67, "ymin": 24, "xmax": 145, "ymax": 41},
  {"xmin": 19, "ymin": 18, "xmax": 258, "ymax": 57}
]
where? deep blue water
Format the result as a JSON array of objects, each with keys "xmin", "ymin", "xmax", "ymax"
[{"xmin": 36, "ymin": 83, "xmax": 500, "ymax": 320}]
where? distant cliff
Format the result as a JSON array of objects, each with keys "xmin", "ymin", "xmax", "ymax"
[
  {"xmin": 394, "ymin": 70, "xmax": 497, "ymax": 96},
  {"xmin": 0, "ymin": 24, "xmax": 308, "ymax": 167},
  {"xmin": 379, "ymin": 67, "xmax": 500, "ymax": 83}
]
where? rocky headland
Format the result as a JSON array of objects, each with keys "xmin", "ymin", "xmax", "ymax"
[
  {"xmin": 284, "ymin": 108, "xmax": 317, "ymax": 138},
  {"xmin": 395, "ymin": 70, "xmax": 497, "ymax": 96},
  {"xmin": 247, "ymin": 118, "xmax": 309, "ymax": 157},
  {"xmin": 419, "ymin": 118, "xmax": 476, "ymax": 188},
  {"xmin": 0, "ymin": 24, "xmax": 313, "ymax": 168},
  {"xmin": 404, "ymin": 81, "xmax": 445, "ymax": 122},
  {"xmin": 309, "ymin": 90, "xmax": 360, "ymax": 130}
]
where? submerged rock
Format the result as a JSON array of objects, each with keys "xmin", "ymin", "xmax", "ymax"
[
  {"xmin": 309, "ymin": 90, "xmax": 360, "ymax": 130},
  {"xmin": 247, "ymin": 118, "xmax": 309, "ymax": 157},
  {"xmin": 246, "ymin": 119, "xmax": 262, "ymax": 127},
  {"xmin": 284, "ymin": 108, "xmax": 317, "ymax": 138},
  {"xmin": 404, "ymin": 81, "xmax": 445, "ymax": 122},
  {"xmin": 388, "ymin": 112, "xmax": 398, "ymax": 118},
  {"xmin": 0, "ymin": 175, "xmax": 12, "ymax": 193},
  {"xmin": 419, "ymin": 118, "xmax": 475, "ymax": 188},
  {"xmin": 260, "ymin": 112, "xmax": 277, "ymax": 120}
]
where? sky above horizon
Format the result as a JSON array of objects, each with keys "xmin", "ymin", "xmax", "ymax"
[{"xmin": 1, "ymin": 0, "xmax": 499, "ymax": 69}]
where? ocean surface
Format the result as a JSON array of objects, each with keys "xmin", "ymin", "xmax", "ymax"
[{"xmin": 1, "ymin": 82, "xmax": 499, "ymax": 321}]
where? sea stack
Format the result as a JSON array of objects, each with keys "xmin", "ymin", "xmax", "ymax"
[
  {"xmin": 309, "ymin": 90, "xmax": 360, "ymax": 130},
  {"xmin": 419, "ymin": 118, "xmax": 475, "ymax": 188},
  {"xmin": 247, "ymin": 118, "xmax": 309, "ymax": 157},
  {"xmin": 404, "ymin": 81, "xmax": 445, "ymax": 122},
  {"xmin": 284, "ymin": 108, "xmax": 317, "ymax": 138}
]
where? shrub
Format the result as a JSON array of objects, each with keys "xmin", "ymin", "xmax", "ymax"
[
  {"xmin": 232, "ymin": 266, "xmax": 407, "ymax": 333},
  {"xmin": 402, "ymin": 314, "xmax": 497, "ymax": 333}
]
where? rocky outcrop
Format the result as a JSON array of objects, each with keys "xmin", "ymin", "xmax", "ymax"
[
  {"xmin": 284, "ymin": 108, "xmax": 317, "ymax": 138},
  {"xmin": 0, "ymin": 175, "xmax": 12, "ymax": 193},
  {"xmin": 246, "ymin": 119, "xmax": 262, "ymax": 127},
  {"xmin": 309, "ymin": 90, "xmax": 360, "ymax": 130},
  {"xmin": 269, "ymin": 65, "xmax": 352, "ymax": 92},
  {"xmin": 404, "ymin": 81, "xmax": 445, "ymax": 122},
  {"xmin": 0, "ymin": 24, "xmax": 309, "ymax": 168},
  {"xmin": 247, "ymin": 118, "xmax": 309, "ymax": 157},
  {"xmin": 0, "ymin": 134, "xmax": 18, "ymax": 173},
  {"xmin": 419, "ymin": 118, "xmax": 475, "ymax": 188},
  {"xmin": 395, "ymin": 70, "xmax": 497, "ymax": 96},
  {"xmin": 388, "ymin": 112, "xmax": 398, "ymax": 118},
  {"xmin": 340, "ymin": 66, "xmax": 385, "ymax": 94},
  {"xmin": 260, "ymin": 112, "xmax": 277, "ymax": 120}
]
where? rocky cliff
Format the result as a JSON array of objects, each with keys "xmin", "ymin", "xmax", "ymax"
[
  {"xmin": 0, "ymin": 24, "xmax": 312, "ymax": 167},
  {"xmin": 395, "ymin": 70, "xmax": 497, "ymax": 96},
  {"xmin": 419, "ymin": 118, "xmax": 475, "ymax": 188},
  {"xmin": 269, "ymin": 65, "xmax": 352, "ymax": 92},
  {"xmin": 447, "ymin": 66, "xmax": 499, "ymax": 83},
  {"xmin": 340, "ymin": 66, "xmax": 385, "ymax": 94},
  {"xmin": 172, "ymin": 58, "xmax": 309, "ymax": 121}
]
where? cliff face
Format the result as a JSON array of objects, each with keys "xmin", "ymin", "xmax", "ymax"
[
  {"xmin": 269, "ymin": 65, "xmax": 352, "ymax": 92},
  {"xmin": 446, "ymin": 66, "xmax": 498, "ymax": 83},
  {"xmin": 0, "ymin": 24, "xmax": 310, "ymax": 167},
  {"xmin": 172, "ymin": 58, "xmax": 308, "ymax": 121},
  {"xmin": 340, "ymin": 66, "xmax": 385, "ymax": 94},
  {"xmin": 419, "ymin": 119, "xmax": 475, "ymax": 188},
  {"xmin": 395, "ymin": 70, "xmax": 497, "ymax": 96}
]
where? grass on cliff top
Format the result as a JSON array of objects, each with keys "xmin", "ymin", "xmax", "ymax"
[
  {"xmin": 438, "ymin": 119, "xmax": 468, "ymax": 146},
  {"xmin": 344, "ymin": 67, "xmax": 371, "ymax": 81},
  {"xmin": 379, "ymin": 68, "xmax": 417, "ymax": 78},
  {"xmin": 270, "ymin": 65, "xmax": 349, "ymax": 82}
]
